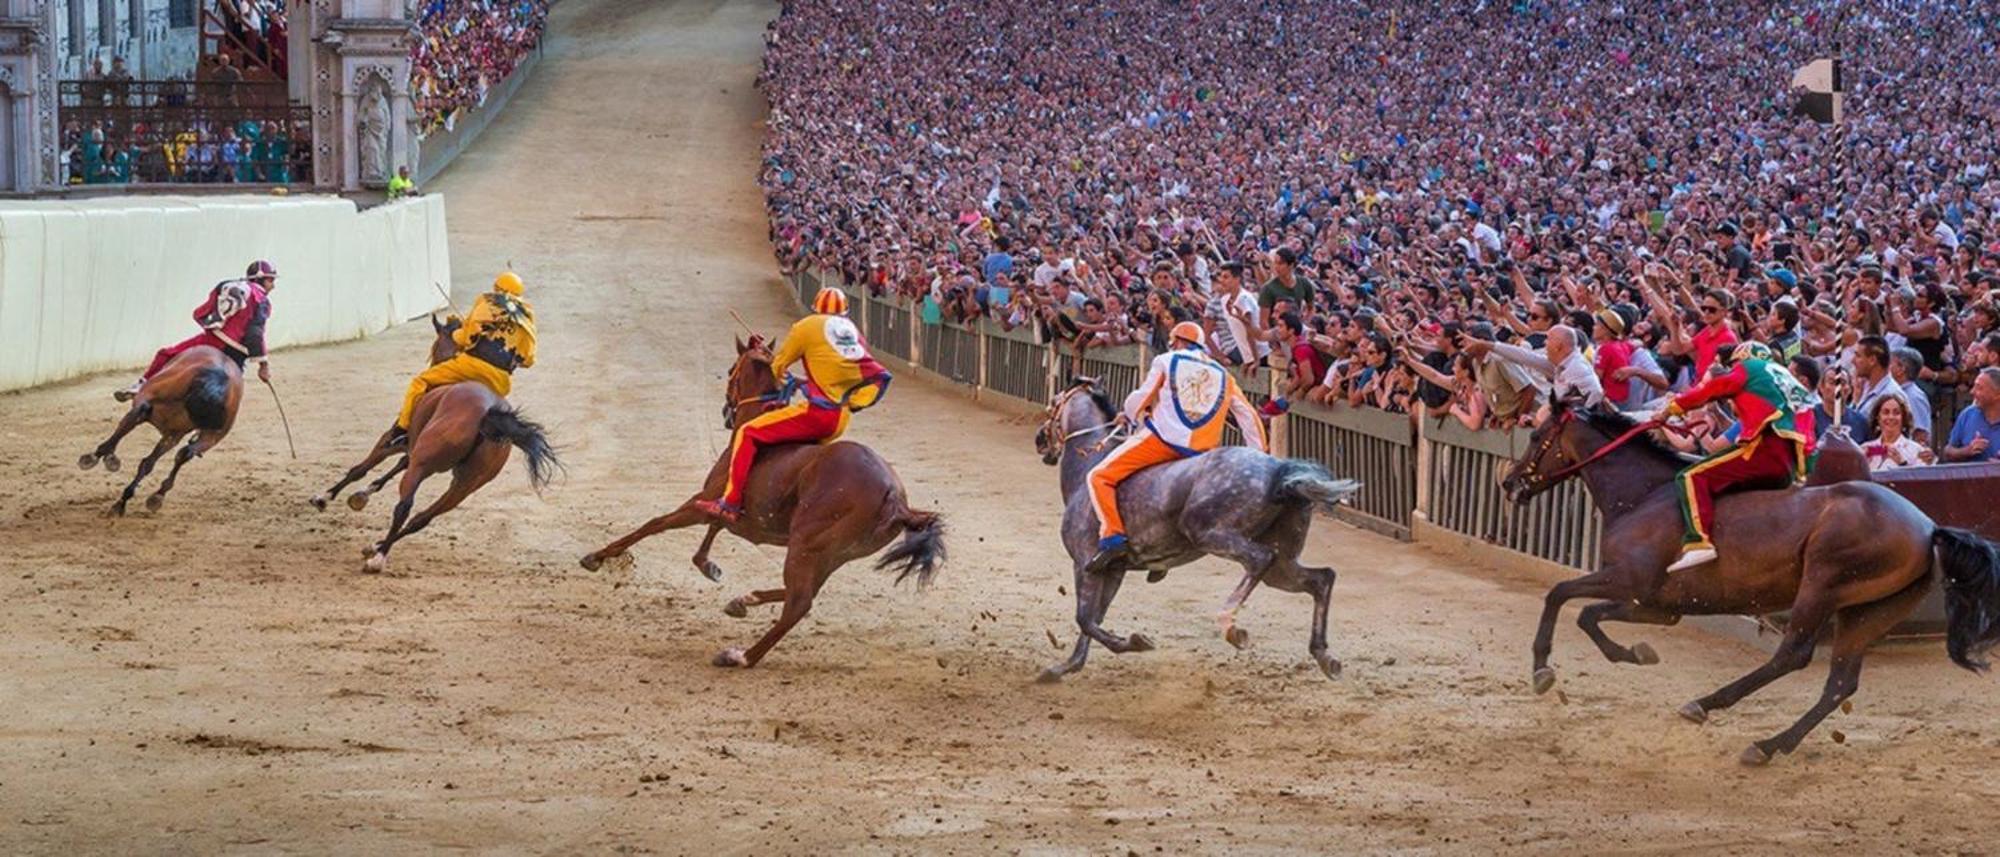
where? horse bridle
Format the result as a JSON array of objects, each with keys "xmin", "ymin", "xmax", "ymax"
[
  {"xmin": 1513, "ymin": 410, "xmax": 1705, "ymax": 492},
  {"xmin": 1040, "ymin": 384, "xmax": 1124, "ymax": 457}
]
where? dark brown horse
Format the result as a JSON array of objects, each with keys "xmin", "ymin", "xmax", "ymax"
[
  {"xmin": 354, "ymin": 317, "xmax": 560, "ymax": 573},
  {"xmin": 309, "ymin": 314, "xmax": 459, "ymax": 513},
  {"xmin": 1503, "ymin": 401, "xmax": 2000, "ymax": 764},
  {"xmin": 80, "ymin": 345, "xmax": 243, "ymax": 516},
  {"xmin": 578, "ymin": 336, "xmax": 946, "ymax": 669}
]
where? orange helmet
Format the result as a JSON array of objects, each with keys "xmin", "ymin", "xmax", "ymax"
[
  {"xmin": 813, "ymin": 287, "xmax": 849, "ymax": 315},
  {"xmin": 1171, "ymin": 321, "xmax": 1204, "ymax": 347}
]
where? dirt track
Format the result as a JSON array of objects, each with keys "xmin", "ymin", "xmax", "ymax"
[{"xmin": 4, "ymin": 0, "xmax": 1999, "ymax": 853}]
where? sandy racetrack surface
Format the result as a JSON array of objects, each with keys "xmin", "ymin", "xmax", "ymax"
[{"xmin": 5, "ymin": 0, "xmax": 1999, "ymax": 852}]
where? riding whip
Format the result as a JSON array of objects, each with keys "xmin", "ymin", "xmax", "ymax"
[
  {"xmin": 727, "ymin": 309, "xmax": 762, "ymax": 342},
  {"xmin": 433, "ymin": 281, "xmax": 465, "ymax": 318},
  {"xmin": 263, "ymin": 377, "xmax": 298, "ymax": 460}
]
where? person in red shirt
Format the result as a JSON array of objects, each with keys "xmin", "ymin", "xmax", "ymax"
[
  {"xmin": 116, "ymin": 260, "xmax": 277, "ymax": 401},
  {"xmin": 1689, "ymin": 289, "xmax": 1740, "ymax": 378},
  {"xmin": 1591, "ymin": 307, "xmax": 1637, "ymax": 406}
]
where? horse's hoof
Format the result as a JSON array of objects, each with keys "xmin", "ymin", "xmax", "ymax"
[
  {"xmin": 362, "ymin": 552, "xmax": 388, "ymax": 574},
  {"xmin": 1146, "ymin": 569, "xmax": 1167, "ymax": 583},
  {"xmin": 307, "ymin": 494, "xmax": 328, "ymax": 511},
  {"xmin": 698, "ymin": 560, "xmax": 724, "ymax": 583},
  {"xmin": 1125, "ymin": 633, "xmax": 1155, "ymax": 653},
  {"xmin": 1531, "ymin": 667, "xmax": 1557, "ymax": 695},
  {"xmin": 1224, "ymin": 626, "xmax": 1251, "ymax": 650},
  {"xmin": 579, "ymin": 553, "xmax": 604, "ymax": 572},
  {"xmin": 1035, "ymin": 666, "xmax": 1067, "ymax": 684},
  {"xmin": 1312, "ymin": 653, "xmax": 1343, "ymax": 680},
  {"xmin": 1738, "ymin": 743, "xmax": 1773, "ymax": 767},
  {"xmin": 78, "ymin": 453, "xmax": 99, "ymax": 471},
  {"xmin": 723, "ymin": 598, "xmax": 749, "ymax": 619},
  {"xmin": 1630, "ymin": 642, "xmax": 1660, "ymax": 665},
  {"xmin": 712, "ymin": 648, "xmax": 749, "ymax": 668},
  {"xmin": 347, "ymin": 491, "xmax": 371, "ymax": 511},
  {"xmin": 144, "ymin": 495, "xmax": 163, "ymax": 513},
  {"xmin": 105, "ymin": 503, "xmax": 127, "ymax": 518},
  {"xmin": 361, "ymin": 544, "xmax": 380, "ymax": 559},
  {"xmin": 1677, "ymin": 701, "xmax": 1708, "ymax": 725},
  {"xmin": 102, "ymin": 454, "xmax": 121, "ymax": 473}
]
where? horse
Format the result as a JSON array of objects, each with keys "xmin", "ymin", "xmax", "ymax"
[
  {"xmin": 80, "ymin": 345, "xmax": 244, "ymax": 516},
  {"xmin": 353, "ymin": 316, "xmax": 561, "ymax": 573},
  {"xmin": 1031, "ymin": 378, "xmax": 1360, "ymax": 683},
  {"xmin": 308, "ymin": 314, "xmax": 462, "ymax": 513},
  {"xmin": 577, "ymin": 336, "xmax": 946, "ymax": 669},
  {"xmin": 1501, "ymin": 400, "xmax": 2000, "ymax": 764}
]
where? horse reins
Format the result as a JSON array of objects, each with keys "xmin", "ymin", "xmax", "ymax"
[{"xmin": 1534, "ymin": 414, "xmax": 1708, "ymax": 485}]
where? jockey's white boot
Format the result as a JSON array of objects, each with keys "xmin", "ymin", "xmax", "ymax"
[{"xmin": 1667, "ymin": 546, "xmax": 1718, "ymax": 573}]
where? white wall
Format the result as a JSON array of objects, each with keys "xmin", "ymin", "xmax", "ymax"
[{"xmin": 0, "ymin": 193, "xmax": 450, "ymax": 391}]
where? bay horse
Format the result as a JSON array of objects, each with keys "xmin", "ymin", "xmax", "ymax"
[
  {"xmin": 577, "ymin": 336, "xmax": 946, "ymax": 669},
  {"xmin": 308, "ymin": 314, "xmax": 458, "ymax": 513},
  {"xmin": 353, "ymin": 316, "xmax": 560, "ymax": 573},
  {"xmin": 1032, "ymin": 378, "xmax": 1360, "ymax": 683},
  {"xmin": 80, "ymin": 345, "xmax": 242, "ymax": 516},
  {"xmin": 1502, "ymin": 400, "xmax": 2000, "ymax": 764}
]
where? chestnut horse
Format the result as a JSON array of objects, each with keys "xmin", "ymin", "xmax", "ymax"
[
  {"xmin": 309, "ymin": 314, "xmax": 459, "ymax": 513},
  {"xmin": 80, "ymin": 345, "xmax": 243, "ymax": 516},
  {"xmin": 1503, "ymin": 401, "xmax": 2000, "ymax": 764},
  {"xmin": 349, "ymin": 317, "xmax": 560, "ymax": 573},
  {"xmin": 578, "ymin": 336, "xmax": 946, "ymax": 669}
]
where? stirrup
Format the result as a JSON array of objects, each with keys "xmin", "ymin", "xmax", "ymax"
[{"xmin": 1084, "ymin": 536, "xmax": 1135, "ymax": 575}]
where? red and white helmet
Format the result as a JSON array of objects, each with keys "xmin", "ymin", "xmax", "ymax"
[
  {"xmin": 245, "ymin": 259, "xmax": 278, "ymax": 282},
  {"xmin": 813, "ymin": 287, "xmax": 850, "ymax": 316}
]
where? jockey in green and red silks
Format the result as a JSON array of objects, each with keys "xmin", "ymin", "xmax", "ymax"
[{"xmin": 1658, "ymin": 341, "xmax": 1819, "ymax": 573}]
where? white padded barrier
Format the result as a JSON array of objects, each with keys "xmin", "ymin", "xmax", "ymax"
[{"xmin": 0, "ymin": 194, "xmax": 450, "ymax": 391}]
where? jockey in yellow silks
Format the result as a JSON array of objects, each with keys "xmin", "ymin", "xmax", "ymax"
[
  {"xmin": 392, "ymin": 271, "xmax": 536, "ymax": 439},
  {"xmin": 1084, "ymin": 321, "xmax": 1267, "ymax": 574},
  {"xmin": 696, "ymin": 287, "xmax": 892, "ymax": 523}
]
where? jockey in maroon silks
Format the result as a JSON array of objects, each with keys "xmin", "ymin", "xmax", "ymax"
[{"xmin": 116, "ymin": 260, "xmax": 278, "ymax": 401}]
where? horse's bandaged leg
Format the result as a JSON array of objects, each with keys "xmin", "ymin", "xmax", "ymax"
[{"xmin": 1085, "ymin": 434, "xmax": 1181, "ymax": 540}]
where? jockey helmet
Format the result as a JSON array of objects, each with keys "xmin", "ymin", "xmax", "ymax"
[
  {"xmin": 813, "ymin": 287, "xmax": 850, "ymax": 316},
  {"xmin": 1727, "ymin": 341, "xmax": 1776, "ymax": 366},
  {"xmin": 245, "ymin": 260, "xmax": 278, "ymax": 282},
  {"xmin": 1171, "ymin": 321, "xmax": 1205, "ymax": 348},
  {"xmin": 493, "ymin": 271, "xmax": 524, "ymax": 296}
]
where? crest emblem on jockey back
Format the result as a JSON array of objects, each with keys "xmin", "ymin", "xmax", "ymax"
[
  {"xmin": 1170, "ymin": 358, "xmax": 1224, "ymax": 425},
  {"xmin": 825, "ymin": 316, "xmax": 865, "ymax": 360}
]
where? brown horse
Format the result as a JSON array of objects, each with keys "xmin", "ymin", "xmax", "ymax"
[
  {"xmin": 355, "ymin": 317, "xmax": 560, "ymax": 573},
  {"xmin": 578, "ymin": 336, "xmax": 946, "ymax": 669},
  {"xmin": 309, "ymin": 314, "xmax": 459, "ymax": 513},
  {"xmin": 80, "ymin": 345, "xmax": 243, "ymax": 516},
  {"xmin": 1503, "ymin": 401, "xmax": 2000, "ymax": 764}
]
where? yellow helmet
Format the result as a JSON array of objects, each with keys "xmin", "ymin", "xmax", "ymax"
[
  {"xmin": 813, "ymin": 287, "xmax": 849, "ymax": 316},
  {"xmin": 494, "ymin": 271, "xmax": 524, "ymax": 296}
]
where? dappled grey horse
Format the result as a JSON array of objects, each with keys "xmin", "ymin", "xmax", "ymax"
[{"xmin": 1032, "ymin": 379, "xmax": 1360, "ymax": 682}]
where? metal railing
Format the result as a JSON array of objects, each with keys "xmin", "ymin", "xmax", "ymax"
[
  {"xmin": 1422, "ymin": 418, "xmax": 1603, "ymax": 571},
  {"xmin": 58, "ymin": 81, "xmax": 311, "ymax": 186},
  {"xmin": 982, "ymin": 322, "xmax": 1052, "ymax": 406},
  {"xmin": 1286, "ymin": 402, "xmax": 1416, "ymax": 538},
  {"xmin": 865, "ymin": 293, "xmax": 913, "ymax": 361},
  {"xmin": 1067, "ymin": 343, "xmax": 1145, "ymax": 405},
  {"xmin": 920, "ymin": 321, "xmax": 982, "ymax": 386}
]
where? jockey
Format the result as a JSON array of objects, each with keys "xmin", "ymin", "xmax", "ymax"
[
  {"xmin": 1084, "ymin": 321, "xmax": 1268, "ymax": 575},
  {"xmin": 117, "ymin": 260, "xmax": 278, "ymax": 401},
  {"xmin": 1656, "ymin": 341, "xmax": 1818, "ymax": 572},
  {"xmin": 391, "ymin": 271, "xmax": 537, "ymax": 440},
  {"xmin": 696, "ymin": 287, "xmax": 892, "ymax": 523}
]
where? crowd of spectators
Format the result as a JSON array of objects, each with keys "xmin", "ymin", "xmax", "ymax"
[
  {"xmin": 61, "ymin": 116, "xmax": 309, "ymax": 185},
  {"xmin": 758, "ymin": 0, "xmax": 2000, "ymax": 467},
  {"xmin": 410, "ymin": 0, "xmax": 550, "ymax": 138}
]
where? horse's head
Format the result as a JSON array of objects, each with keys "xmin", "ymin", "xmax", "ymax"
[
  {"xmin": 1500, "ymin": 397, "xmax": 1592, "ymax": 502},
  {"xmin": 429, "ymin": 313, "xmax": 462, "ymax": 366},
  {"xmin": 724, "ymin": 335, "xmax": 780, "ymax": 431},
  {"xmin": 1035, "ymin": 376, "xmax": 1116, "ymax": 465}
]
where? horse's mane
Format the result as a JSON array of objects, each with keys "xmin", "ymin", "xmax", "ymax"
[
  {"xmin": 1574, "ymin": 405, "xmax": 1700, "ymax": 466},
  {"xmin": 1083, "ymin": 386, "xmax": 1116, "ymax": 422}
]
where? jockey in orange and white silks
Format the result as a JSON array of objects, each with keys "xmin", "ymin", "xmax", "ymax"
[
  {"xmin": 695, "ymin": 287, "xmax": 892, "ymax": 523},
  {"xmin": 1084, "ymin": 321, "xmax": 1267, "ymax": 574}
]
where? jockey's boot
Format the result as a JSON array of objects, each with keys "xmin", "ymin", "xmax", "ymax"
[
  {"xmin": 694, "ymin": 498, "xmax": 743, "ymax": 525},
  {"xmin": 1666, "ymin": 544, "xmax": 1718, "ymax": 573},
  {"xmin": 112, "ymin": 380, "xmax": 142, "ymax": 403},
  {"xmin": 1083, "ymin": 534, "xmax": 1136, "ymax": 575}
]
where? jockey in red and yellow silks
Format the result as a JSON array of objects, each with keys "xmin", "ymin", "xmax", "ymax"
[
  {"xmin": 696, "ymin": 287, "xmax": 892, "ymax": 523},
  {"xmin": 1658, "ymin": 341, "xmax": 1818, "ymax": 572},
  {"xmin": 117, "ymin": 260, "xmax": 278, "ymax": 401},
  {"xmin": 392, "ymin": 271, "xmax": 537, "ymax": 437},
  {"xmin": 1083, "ymin": 321, "xmax": 1268, "ymax": 574}
]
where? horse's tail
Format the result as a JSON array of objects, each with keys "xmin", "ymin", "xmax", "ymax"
[
  {"xmin": 874, "ymin": 494, "xmax": 947, "ymax": 587},
  {"xmin": 479, "ymin": 406, "xmax": 562, "ymax": 493},
  {"xmin": 1271, "ymin": 459, "xmax": 1362, "ymax": 511},
  {"xmin": 184, "ymin": 367, "xmax": 233, "ymax": 431},
  {"xmin": 1934, "ymin": 526, "xmax": 2000, "ymax": 673}
]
